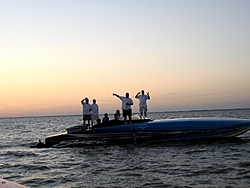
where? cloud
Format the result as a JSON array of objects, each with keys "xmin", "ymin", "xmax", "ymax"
[
  {"xmin": 195, "ymin": 93, "xmax": 229, "ymax": 98},
  {"xmin": 162, "ymin": 92, "xmax": 179, "ymax": 96}
]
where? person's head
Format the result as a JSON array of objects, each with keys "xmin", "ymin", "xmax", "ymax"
[
  {"xmin": 116, "ymin": 109, "xmax": 120, "ymax": 114},
  {"xmin": 93, "ymin": 99, "xmax": 96, "ymax": 104},
  {"xmin": 141, "ymin": 90, "xmax": 145, "ymax": 95},
  {"xmin": 104, "ymin": 113, "xmax": 108, "ymax": 117},
  {"xmin": 86, "ymin": 98, "xmax": 89, "ymax": 103},
  {"xmin": 97, "ymin": 119, "xmax": 101, "ymax": 124},
  {"xmin": 125, "ymin": 92, "xmax": 129, "ymax": 98}
]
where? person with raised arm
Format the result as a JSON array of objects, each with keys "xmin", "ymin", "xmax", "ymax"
[
  {"xmin": 135, "ymin": 90, "xmax": 150, "ymax": 117},
  {"xmin": 113, "ymin": 92, "xmax": 133, "ymax": 124},
  {"xmin": 81, "ymin": 97, "xmax": 91, "ymax": 128}
]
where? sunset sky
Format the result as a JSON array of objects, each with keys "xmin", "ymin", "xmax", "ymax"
[{"xmin": 1, "ymin": 0, "xmax": 250, "ymax": 117}]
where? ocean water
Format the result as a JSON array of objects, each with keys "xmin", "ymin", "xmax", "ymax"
[{"xmin": 0, "ymin": 109, "xmax": 250, "ymax": 188}]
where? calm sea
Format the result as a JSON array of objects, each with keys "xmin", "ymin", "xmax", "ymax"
[{"xmin": 0, "ymin": 109, "xmax": 250, "ymax": 188}]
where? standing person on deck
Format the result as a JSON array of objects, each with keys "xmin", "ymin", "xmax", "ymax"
[
  {"xmin": 135, "ymin": 90, "xmax": 150, "ymax": 117},
  {"xmin": 91, "ymin": 99, "xmax": 99, "ymax": 126},
  {"xmin": 81, "ymin": 97, "xmax": 91, "ymax": 128},
  {"xmin": 113, "ymin": 92, "xmax": 133, "ymax": 124}
]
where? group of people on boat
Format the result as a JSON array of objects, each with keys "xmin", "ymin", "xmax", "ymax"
[{"xmin": 81, "ymin": 90, "xmax": 150, "ymax": 127}]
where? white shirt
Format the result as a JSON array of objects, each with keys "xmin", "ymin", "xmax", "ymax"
[
  {"xmin": 82, "ymin": 102, "xmax": 91, "ymax": 115},
  {"xmin": 136, "ymin": 95, "xmax": 149, "ymax": 107},
  {"xmin": 91, "ymin": 104, "xmax": 99, "ymax": 115},
  {"xmin": 119, "ymin": 96, "xmax": 133, "ymax": 110}
]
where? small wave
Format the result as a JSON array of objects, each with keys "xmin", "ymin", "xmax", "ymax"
[
  {"xmin": 238, "ymin": 161, "xmax": 250, "ymax": 168},
  {"xmin": 2, "ymin": 150, "xmax": 38, "ymax": 157},
  {"xmin": 0, "ymin": 163, "xmax": 50, "ymax": 171}
]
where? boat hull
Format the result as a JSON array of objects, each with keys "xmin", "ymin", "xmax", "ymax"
[{"xmin": 44, "ymin": 118, "xmax": 250, "ymax": 147}]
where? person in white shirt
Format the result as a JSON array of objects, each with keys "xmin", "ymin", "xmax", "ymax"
[
  {"xmin": 113, "ymin": 92, "xmax": 133, "ymax": 124},
  {"xmin": 81, "ymin": 97, "xmax": 91, "ymax": 128},
  {"xmin": 135, "ymin": 90, "xmax": 150, "ymax": 117},
  {"xmin": 91, "ymin": 99, "xmax": 99, "ymax": 126}
]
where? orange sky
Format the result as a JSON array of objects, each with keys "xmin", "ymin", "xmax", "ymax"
[{"xmin": 1, "ymin": 1, "xmax": 250, "ymax": 117}]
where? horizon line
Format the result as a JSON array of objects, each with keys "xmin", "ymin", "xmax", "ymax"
[{"xmin": 1, "ymin": 107, "xmax": 250, "ymax": 119}]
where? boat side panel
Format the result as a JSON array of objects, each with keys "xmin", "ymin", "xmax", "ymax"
[{"xmin": 94, "ymin": 118, "xmax": 250, "ymax": 131}]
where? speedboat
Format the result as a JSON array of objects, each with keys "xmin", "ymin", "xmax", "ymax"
[{"xmin": 33, "ymin": 116, "xmax": 250, "ymax": 148}]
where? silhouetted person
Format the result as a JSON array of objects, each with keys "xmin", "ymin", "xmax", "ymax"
[
  {"xmin": 91, "ymin": 99, "xmax": 99, "ymax": 126},
  {"xmin": 114, "ymin": 109, "xmax": 120, "ymax": 120},
  {"xmin": 81, "ymin": 97, "xmax": 91, "ymax": 128},
  {"xmin": 113, "ymin": 92, "xmax": 133, "ymax": 124},
  {"xmin": 135, "ymin": 90, "xmax": 150, "ymax": 117},
  {"xmin": 102, "ymin": 113, "xmax": 109, "ymax": 122}
]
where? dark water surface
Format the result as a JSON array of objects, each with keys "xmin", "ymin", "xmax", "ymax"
[{"xmin": 0, "ymin": 109, "xmax": 250, "ymax": 187}]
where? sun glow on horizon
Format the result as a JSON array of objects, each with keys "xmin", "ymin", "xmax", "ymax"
[{"xmin": 1, "ymin": 1, "xmax": 250, "ymax": 117}]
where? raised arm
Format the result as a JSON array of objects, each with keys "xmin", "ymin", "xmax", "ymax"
[
  {"xmin": 135, "ymin": 92, "xmax": 140, "ymax": 98},
  {"xmin": 81, "ymin": 98, "xmax": 86, "ymax": 104},
  {"xmin": 147, "ymin": 92, "xmax": 150, "ymax": 100}
]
